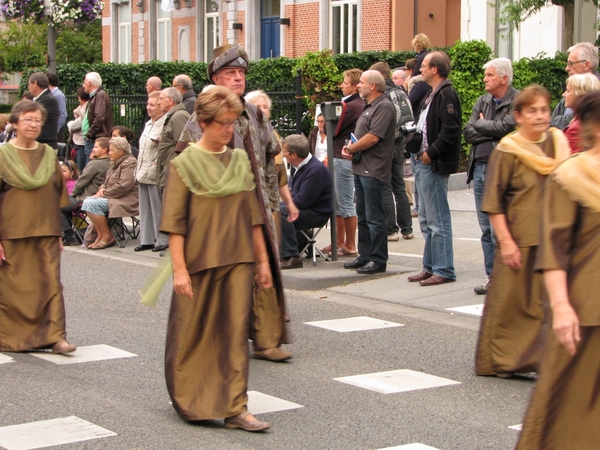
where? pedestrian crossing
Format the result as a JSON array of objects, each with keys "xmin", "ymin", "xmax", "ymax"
[{"xmin": 0, "ymin": 311, "xmax": 521, "ymax": 449}]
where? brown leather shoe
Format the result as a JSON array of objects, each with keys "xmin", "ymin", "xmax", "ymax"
[
  {"xmin": 280, "ymin": 257, "xmax": 303, "ymax": 269},
  {"xmin": 407, "ymin": 271, "xmax": 432, "ymax": 282},
  {"xmin": 419, "ymin": 274, "xmax": 455, "ymax": 286},
  {"xmin": 253, "ymin": 347, "xmax": 292, "ymax": 362},
  {"xmin": 52, "ymin": 340, "xmax": 77, "ymax": 354},
  {"xmin": 225, "ymin": 411, "xmax": 270, "ymax": 432}
]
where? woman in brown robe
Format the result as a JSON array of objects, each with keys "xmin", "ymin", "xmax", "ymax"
[
  {"xmin": 475, "ymin": 85, "xmax": 570, "ymax": 377},
  {"xmin": 160, "ymin": 86, "xmax": 272, "ymax": 431},
  {"xmin": 0, "ymin": 100, "xmax": 76, "ymax": 354},
  {"xmin": 516, "ymin": 91, "xmax": 600, "ymax": 450}
]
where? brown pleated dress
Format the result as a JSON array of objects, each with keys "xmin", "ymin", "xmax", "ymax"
[
  {"xmin": 160, "ymin": 156, "xmax": 264, "ymax": 421},
  {"xmin": 475, "ymin": 135, "xmax": 555, "ymax": 376},
  {"xmin": 0, "ymin": 145, "xmax": 70, "ymax": 352}
]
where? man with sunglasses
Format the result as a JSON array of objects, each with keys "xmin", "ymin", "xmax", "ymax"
[{"xmin": 551, "ymin": 42, "xmax": 600, "ymax": 130}]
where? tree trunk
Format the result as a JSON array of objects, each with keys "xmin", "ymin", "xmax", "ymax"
[{"xmin": 562, "ymin": 3, "xmax": 575, "ymax": 51}]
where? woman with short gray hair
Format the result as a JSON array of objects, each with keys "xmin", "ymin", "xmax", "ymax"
[{"xmin": 81, "ymin": 136, "xmax": 138, "ymax": 249}]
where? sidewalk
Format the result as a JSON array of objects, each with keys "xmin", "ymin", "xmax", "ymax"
[{"xmin": 64, "ymin": 188, "xmax": 486, "ymax": 320}]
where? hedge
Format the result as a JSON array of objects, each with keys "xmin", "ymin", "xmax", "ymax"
[{"xmin": 18, "ymin": 40, "xmax": 573, "ymax": 157}]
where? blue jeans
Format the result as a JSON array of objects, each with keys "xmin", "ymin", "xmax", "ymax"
[
  {"xmin": 384, "ymin": 148, "xmax": 413, "ymax": 236},
  {"xmin": 333, "ymin": 158, "xmax": 356, "ymax": 217},
  {"xmin": 280, "ymin": 204, "xmax": 330, "ymax": 258},
  {"xmin": 414, "ymin": 159, "xmax": 455, "ymax": 279},
  {"xmin": 473, "ymin": 163, "xmax": 495, "ymax": 276},
  {"xmin": 74, "ymin": 144, "xmax": 86, "ymax": 173},
  {"xmin": 354, "ymin": 175, "xmax": 387, "ymax": 266},
  {"xmin": 84, "ymin": 139, "xmax": 94, "ymax": 166}
]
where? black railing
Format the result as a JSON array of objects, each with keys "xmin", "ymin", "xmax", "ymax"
[{"xmin": 63, "ymin": 69, "xmax": 307, "ymax": 140}]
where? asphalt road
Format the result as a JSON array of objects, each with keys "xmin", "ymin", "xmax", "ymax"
[{"xmin": 0, "ymin": 190, "xmax": 534, "ymax": 450}]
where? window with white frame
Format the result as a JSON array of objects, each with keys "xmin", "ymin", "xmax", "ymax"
[
  {"xmin": 330, "ymin": 0, "xmax": 358, "ymax": 54},
  {"xmin": 205, "ymin": 0, "xmax": 220, "ymax": 62},
  {"xmin": 157, "ymin": 2, "xmax": 171, "ymax": 61},
  {"xmin": 495, "ymin": 2, "xmax": 512, "ymax": 59},
  {"xmin": 117, "ymin": 2, "xmax": 131, "ymax": 63}
]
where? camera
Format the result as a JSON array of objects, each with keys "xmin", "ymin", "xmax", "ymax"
[{"xmin": 400, "ymin": 121, "xmax": 418, "ymax": 135}]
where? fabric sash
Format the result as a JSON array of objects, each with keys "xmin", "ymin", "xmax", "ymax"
[
  {"xmin": 495, "ymin": 128, "xmax": 570, "ymax": 175},
  {"xmin": 0, "ymin": 142, "xmax": 56, "ymax": 190},
  {"xmin": 553, "ymin": 151, "xmax": 600, "ymax": 214},
  {"xmin": 171, "ymin": 145, "xmax": 255, "ymax": 198}
]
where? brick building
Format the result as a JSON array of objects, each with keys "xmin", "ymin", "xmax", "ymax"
[{"xmin": 101, "ymin": 0, "xmax": 461, "ymax": 64}]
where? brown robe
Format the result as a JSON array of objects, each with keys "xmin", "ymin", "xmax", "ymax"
[
  {"xmin": 176, "ymin": 101, "xmax": 288, "ymax": 349},
  {"xmin": 516, "ymin": 173, "xmax": 600, "ymax": 449},
  {"xmin": 0, "ymin": 145, "xmax": 70, "ymax": 351},
  {"xmin": 475, "ymin": 135, "xmax": 555, "ymax": 376},
  {"xmin": 160, "ymin": 153, "xmax": 264, "ymax": 421}
]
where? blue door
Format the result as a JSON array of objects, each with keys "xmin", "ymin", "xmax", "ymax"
[{"xmin": 261, "ymin": 16, "xmax": 280, "ymax": 58}]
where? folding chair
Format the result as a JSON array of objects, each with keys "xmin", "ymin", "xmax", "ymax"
[
  {"xmin": 299, "ymin": 222, "xmax": 329, "ymax": 266},
  {"xmin": 64, "ymin": 203, "xmax": 88, "ymax": 244},
  {"xmin": 108, "ymin": 216, "xmax": 140, "ymax": 248}
]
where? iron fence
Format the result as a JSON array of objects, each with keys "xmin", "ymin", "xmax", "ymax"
[{"xmin": 63, "ymin": 70, "xmax": 308, "ymax": 141}]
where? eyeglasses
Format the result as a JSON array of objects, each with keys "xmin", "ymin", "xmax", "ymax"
[
  {"xmin": 213, "ymin": 119, "xmax": 237, "ymax": 128},
  {"xmin": 19, "ymin": 117, "xmax": 43, "ymax": 125},
  {"xmin": 173, "ymin": 84, "xmax": 181, "ymax": 88},
  {"xmin": 317, "ymin": 120, "xmax": 325, "ymax": 123},
  {"xmin": 567, "ymin": 60, "xmax": 586, "ymax": 67}
]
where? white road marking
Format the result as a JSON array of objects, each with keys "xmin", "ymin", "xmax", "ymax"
[
  {"xmin": 29, "ymin": 344, "xmax": 137, "ymax": 365},
  {"xmin": 446, "ymin": 304, "xmax": 484, "ymax": 317},
  {"xmin": 246, "ymin": 391, "xmax": 303, "ymax": 415},
  {"xmin": 334, "ymin": 369, "xmax": 460, "ymax": 394},
  {"xmin": 305, "ymin": 316, "xmax": 404, "ymax": 333}
]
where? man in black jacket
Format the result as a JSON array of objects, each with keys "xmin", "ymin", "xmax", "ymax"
[
  {"xmin": 28, "ymin": 72, "xmax": 58, "ymax": 150},
  {"xmin": 463, "ymin": 58, "xmax": 518, "ymax": 295},
  {"xmin": 408, "ymin": 51, "xmax": 462, "ymax": 286}
]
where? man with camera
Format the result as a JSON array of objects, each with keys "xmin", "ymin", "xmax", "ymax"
[
  {"xmin": 342, "ymin": 70, "xmax": 396, "ymax": 275},
  {"xmin": 408, "ymin": 52, "xmax": 462, "ymax": 286}
]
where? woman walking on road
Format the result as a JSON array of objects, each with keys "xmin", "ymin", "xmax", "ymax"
[
  {"xmin": 160, "ymin": 87, "xmax": 273, "ymax": 431},
  {"xmin": 516, "ymin": 91, "xmax": 600, "ymax": 449},
  {"xmin": 0, "ymin": 100, "xmax": 76, "ymax": 354},
  {"xmin": 475, "ymin": 85, "xmax": 570, "ymax": 377}
]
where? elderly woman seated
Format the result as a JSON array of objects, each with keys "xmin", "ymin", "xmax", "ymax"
[{"xmin": 81, "ymin": 136, "xmax": 139, "ymax": 249}]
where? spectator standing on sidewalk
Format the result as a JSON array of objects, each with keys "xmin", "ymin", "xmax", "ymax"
[
  {"xmin": 321, "ymin": 68, "xmax": 364, "ymax": 258},
  {"xmin": 46, "ymin": 72, "xmax": 67, "ymax": 143},
  {"xmin": 83, "ymin": 72, "xmax": 114, "ymax": 166},
  {"xmin": 370, "ymin": 61, "xmax": 414, "ymax": 243},
  {"xmin": 463, "ymin": 58, "xmax": 518, "ymax": 295},
  {"xmin": 134, "ymin": 91, "xmax": 169, "ymax": 253},
  {"xmin": 551, "ymin": 42, "xmax": 600, "ymax": 130},
  {"xmin": 342, "ymin": 70, "xmax": 395, "ymax": 275},
  {"xmin": 407, "ymin": 52, "xmax": 461, "ymax": 287},
  {"xmin": 172, "ymin": 74, "xmax": 197, "ymax": 115}
]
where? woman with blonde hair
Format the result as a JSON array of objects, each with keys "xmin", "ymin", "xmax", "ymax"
[
  {"xmin": 161, "ymin": 86, "xmax": 273, "ymax": 431},
  {"xmin": 562, "ymin": 73, "xmax": 600, "ymax": 153},
  {"xmin": 475, "ymin": 85, "xmax": 571, "ymax": 378}
]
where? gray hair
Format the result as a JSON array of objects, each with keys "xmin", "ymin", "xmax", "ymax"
[
  {"xmin": 85, "ymin": 72, "xmax": 102, "ymax": 87},
  {"xmin": 109, "ymin": 136, "xmax": 131, "ymax": 154},
  {"xmin": 283, "ymin": 134, "xmax": 310, "ymax": 159},
  {"xmin": 245, "ymin": 90, "xmax": 272, "ymax": 110},
  {"xmin": 568, "ymin": 42, "xmax": 599, "ymax": 72},
  {"xmin": 362, "ymin": 70, "xmax": 386, "ymax": 93},
  {"xmin": 29, "ymin": 72, "xmax": 49, "ymax": 89},
  {"xmin": 163, "ymin": 87, "xmax": 183, "ymax": 104},
  {"xmin": 483, "ymin": 58, "xmax": 513, "ymax": 85},
  {"xmin": 174, "ymin": 74, "xmax": 193, "ymax": 90}
]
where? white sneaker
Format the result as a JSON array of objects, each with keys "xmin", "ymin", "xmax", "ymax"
[
  {"xmin": 387, "ymin": 232, "xmax": 399, "ymax": 242},
  {"xmin": 402, "ymin": 232, "xmax": 414, "ymax": 239},
  {"xmin": 474, "ymin": 277, "xmax": 490, "ymax": 295}
]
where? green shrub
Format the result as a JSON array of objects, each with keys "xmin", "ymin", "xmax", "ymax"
[{"xmin": 0, "ymin": 104, "xmax": 12, "ymax": 113}]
